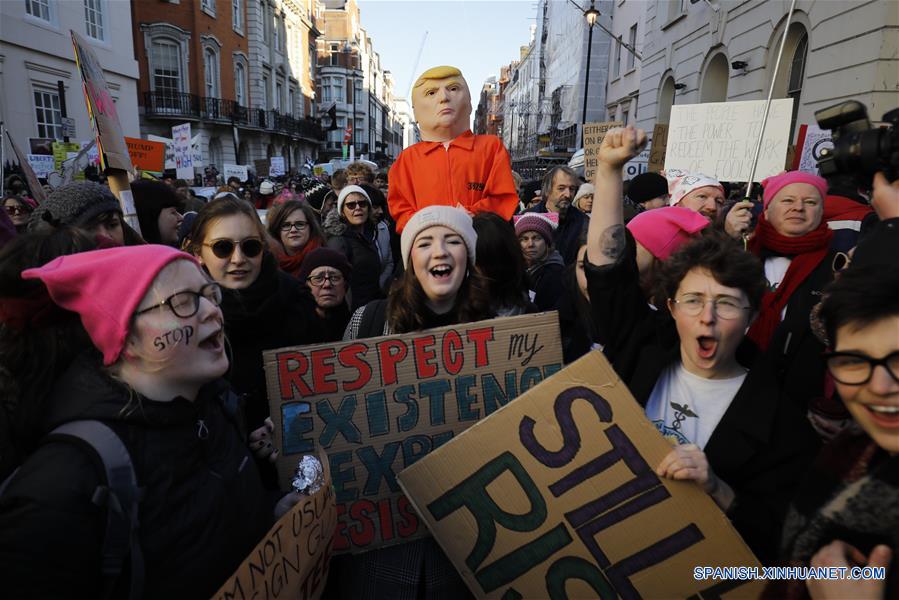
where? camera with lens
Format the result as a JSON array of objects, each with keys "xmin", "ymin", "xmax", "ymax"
[{"xmin": 814, "ymin": 100, "xmax": 898, "ymax": 185}]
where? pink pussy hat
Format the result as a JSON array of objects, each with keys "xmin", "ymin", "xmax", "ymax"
[
  {"xmin": 761, "ymin": 171, "xmax": 828, "ymax": 210},
  {"xmin": 22, "ymin": 245, "xmax": 199, "ymax": 365},
  {"xmin": 626, "ymin": 206, "xmax": 710, "ymax": 261},
  {"xmin": 664, "ymin": 169, "xmax": 724, "ymax": 207}
]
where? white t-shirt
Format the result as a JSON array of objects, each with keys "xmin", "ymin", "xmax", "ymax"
[
  {"xmin": 765, "ymin": 256, "xmax": 792, "ymax": 320},
  {"xmin": 644, "ymin": 363, "xmax": 747, "ymax": 449}
]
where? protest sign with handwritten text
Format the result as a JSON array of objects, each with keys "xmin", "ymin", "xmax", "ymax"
[
  {"xmin": 665, "ymin": 99, "xmax": 792, "ymax": 181},
  {"xmin": 214, "ymin": 459, "xmax": 336, "ymax": 600},
  {"xmin": 264, "ymin": 313, "xmax": 563, "ymax": 554},
  {"xmin": 399, "ymin": 351, "xmax": 764, "ymax": 599},
  {"xmin": 583, "ymin": 121, "xmax": 624, "ymax": 181}
]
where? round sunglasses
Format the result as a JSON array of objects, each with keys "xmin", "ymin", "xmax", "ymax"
[{"xmin": 203, "ymin": 238, "xmax": 264, "ymax": 259}]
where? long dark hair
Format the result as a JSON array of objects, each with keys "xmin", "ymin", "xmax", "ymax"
[
  {"xmin": 387, "ymin": 262, "xmax": 493, "ymax": 334},
  {"xmin": 266, "ymin": 200, "xmax": 324, "ymax": 252},
  {"xmin": 472, "ymin": 212, "xmax": 530, "ymax": 312},
  {"xmin": 0, "ymin": 227, "xmax": 98, "ymax": 461}
]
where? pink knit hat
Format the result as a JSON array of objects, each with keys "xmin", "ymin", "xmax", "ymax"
[
  {"xmin": 21, "ymin": 245, "xmax": 199, "ymax": 365},
  {"xmin": 514, "ymin": 212, "xmax": 559, "ymax": 244},
  {"xmin": 761, "ymin": 171, "xmax": 828, "ymax": 210},
  {"xmin": 664, "ymin": 169, "xmax": 724, "ymax": 207},
  {"xmin": 626, "ymin": 206, "xmax": 710, "ymax": 261}
]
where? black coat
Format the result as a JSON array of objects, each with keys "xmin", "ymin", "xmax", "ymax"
[
  {"xmin": 527, "ymin": 250, "xmax": 565, "ymax": 311},
  {"xmin": 324, "ymin": 216, "xmax": 385, "ymax": 312},
  {"xmin": 0, "ymin": 353, "xmax": 273, "ymax": 599},
  {"xmin": 585, "ymin": 239, "xmax": 820, "ymax": 564},
  {"xmin": 219, "ymin": 254, "xmax": 324, "ymax": 433}
]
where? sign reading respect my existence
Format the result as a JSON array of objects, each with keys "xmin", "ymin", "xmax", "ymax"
[
  {"xmin": 664, "ymin": 99, "xmax": 793, "ymax": 182},
  {"xmin": 264, "ymin": 312, "xmax": 563, "ymax": 554},
  {"xmin": 398, "ymin": 351, "xmax": 764, "ymax": 599}
]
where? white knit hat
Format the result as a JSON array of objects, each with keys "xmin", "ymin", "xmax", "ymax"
[
  {"xmin": 400, "ymin": 205, "xmax": 477, "ymax": 269},
  {"xmin": 337, "ymin": 185, "xmax": 371, "ymax": 214},
  {"xmin": 664, "ymin": 169, "xmax": 724, "ymax": 207}
]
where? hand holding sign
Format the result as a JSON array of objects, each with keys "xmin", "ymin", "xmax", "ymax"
[
  {"xmin": 598, "ymin": 126, "xmax": 648, "ymax": 172},
  {"xmin": 724, "ymin": 200, "xmax": 755, "ymax": 240},
  {"xmin": 656, "ymin": 443, "xmax": 734, "ymax": 512}
]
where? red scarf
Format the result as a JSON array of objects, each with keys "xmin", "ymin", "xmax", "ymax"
[
  {"xmin": 747, "ymin": 213, "xmax": 832, "ymax": 350},
  {"xmin": 276, "ymin": 237, "xmax": 322, "ymax": 278}
]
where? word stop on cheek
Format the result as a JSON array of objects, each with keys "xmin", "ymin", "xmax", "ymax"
[{"xmin": 154, "ymin": 325, "xmax": 194, "ymax": 351}]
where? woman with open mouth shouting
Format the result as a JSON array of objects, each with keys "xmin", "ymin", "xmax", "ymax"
[
  {"xmin": 0, "ymin": 241, "xmax": 297, "ymax": 598},
  {"xmin": 330, "ymin": 205, "xmax": 492, "ymax": 599},
  {"xmin": 585, "ymin": 126, "xmax": 819, "ymax": 565},
  {"xmin": 184, "ymin": 195, "xmax": 323, "ymax": 488}
]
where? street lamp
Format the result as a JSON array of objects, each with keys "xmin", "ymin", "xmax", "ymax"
[{"xmin": 581, "ymin": 0, "xmax": 600, "ymax": 145}]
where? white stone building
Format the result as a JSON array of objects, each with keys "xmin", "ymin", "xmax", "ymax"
[
  {"xmin": 635, "ymin": 0, "xmax": 899, "ymax": 145},
  {"xmin": 0, "ymin": 0, "xmax": 140, "ymax": 168}
]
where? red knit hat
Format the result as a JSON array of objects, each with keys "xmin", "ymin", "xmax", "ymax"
[
  {"xmin": 21, "ymin": 245, "xmax": 199, "ymax": 365},
  {"xmin": 761, "ymin": 171, "xmax": 828, "ymax": 210},
  {"xmin": 626, "ymin": 206, "xmax": 709, "ymax": 261}
]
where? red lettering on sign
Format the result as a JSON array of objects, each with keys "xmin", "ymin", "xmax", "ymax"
[
  {"xmin": 348, "ymin": 500, "xmax": 376, "ymax": 547},
  {"xmin": 338, "ymin": 343, "xmax": 372, "ymax": 391},
  {"xmin": 413, "ymin": 335, "xmax": 438, "ymax": 378},
  {"xmin": 397, "ymin": 495, "xmax": 419, "ymax": 538},
  {"xmin": 466, "ymin": 326, "xmax": 495, "ymax": 367},
  {"xmin": 442, "ymin": 330, "xmax": 464, "ymax": 375},
  {"xmin": 377, "ymin": 339, "xmax": 408, "ymax": 386},
  {"xmin": 333, "ymin": 503, "xmax": 349, "ymax": 551},
  {"xmin": 378, "ymin": 498, "xmax": 395, "ymax": 542},
  {"xmin": 278, "ymin": 351, "xmax": 312, "ymax": 398},
  {"xmin": 311, "ymin": 348, "xmax": 338, "ymax": 394}
]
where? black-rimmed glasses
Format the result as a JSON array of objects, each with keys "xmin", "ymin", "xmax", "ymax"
[
  {"xmin": 203, "ymin": 238, "xmax": 264, "ymax": 259},
  {"xmin": 671, "ymin": 294, "xmax": 751, "ymax": 320},
  {"xmin": 307, "ymin": 272, "xmax": 345, "ymax": 287},
  {"xmin": 135, "ymin": 283, "xmax": 223, "ymax": 318},
  {"xmin": 280, "ymin": 221, "xmax": 309, "ymax": 232},
  {"xmin": 823, "ymin": 351, "xmax": 899, "ymax": 385}
]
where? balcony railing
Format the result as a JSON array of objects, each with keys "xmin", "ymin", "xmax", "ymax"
[{"xmin": 143, "ymin": 92, "xmax": 323, "ymax": 141}]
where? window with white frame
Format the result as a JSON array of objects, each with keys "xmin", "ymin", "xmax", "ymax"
[
  {"xmin": 627, "ymin": 24, "xmax": 637, "ymax": 70},
  {"xmin": 262, "ymin": 3, "xmax": 271, "ymax": 44},
  {"xmin": 235, "ymin": 62, "xmax": 247, "ymax": 105},
  {"xmin": 319, "ymin": 77, "xmax": 331, "ymax": 102},
  {"xmin": 201, "ymin": 0, "xmax": 216, "ymax": 16},
  {"xmin": 613, "ymin": 36, "xmax": 621, "ymax": 78},
  {"xmin": 288, "ymin": 88, "xmax": 296, "ymax": 116},
  {"xmin": 33, "ymin": 87, "xmax": 63, "ymax": 139},
  {"xmin": 275, "ymin": 81, "xmax": 283, "ymax": 111},
  {"xmin": 26, "ymin": 0, "xmax": 52, "ymax": 22},
  {"xmin": 150, "ymin": 39, "xmax": 183, "ymax": 103},
  {"xmin": 232, "ymin": 0, "xmax": 242, "ymax": 32},
  {"xmin": 204, "ymin": 48, "xmax": 219, "ymax": 97},
  {"xmin": 354, "ymin": 79, "xmax": 363, "ymax": 105},
  {"xmin": 84, "ymin": 0, "xmax": 105, "ymax": 40},
  {"xmin": 272, "ymin": 13, "xmax": 281, "ymax": 50},
  {"xmin": 334, "ymin": 77, "xmax": 344, "ymax": 103},
  {"xmin": 262, "ymin": 74, "xmax": 270, "ymax": 109}
]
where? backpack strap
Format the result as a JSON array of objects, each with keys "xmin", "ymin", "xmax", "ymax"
[{"xmin": 47, "ymin": 421, "xmax": 144, "ymax": 600}]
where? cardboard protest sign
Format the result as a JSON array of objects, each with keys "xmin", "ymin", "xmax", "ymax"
[
  {"xmin": 270, "ymin": 156, "xmax": 286, "ymax": 177},
  {"xmin": 27, "ymin": 154, "xmax": 55, "ymax": 178},
  {"xmin": 624, "ymin": 145, "xmax": 650, "ymax": 180},
  {"xmin": 583, "ymin": 121, "xmax": 624, "ymax": 182},
  {"xmin": 125, "ymin": 137, "xmax": 166, "ymax": 172},
  {"xmin": 5, "ymin": 131, "xmax": 48, "ymax": 204},
  {"xmin": 796, "ymin": 124, "xmax": 832, "ymax": 175},
  {"xmin": 398, "ymin": 351, "xmax": 764, "ymax": 599},
  {"xmin": 647, "ymin": 123, "xmax": 669, "ymax": 174},
  {"xmin": 665, "ymin": 99, "xmax": 793, "ymax": 181},
  {"xmin": 214, "ymin": 457, "xmax": 336, "ymax": 600},
  {"xmin": 71, "ymin": 30, "xmax": 132, "ymax": 172},
  {"xmin": 264, "ymin": 312, "xmax": 563, "ymax": 554},
  {"xmin": 172, "ymin": 123, "xmax": 194, "ymax": 180},
  {"xmin": 225, "ymin": 164, "xmax": 249, "ymax": 182}
]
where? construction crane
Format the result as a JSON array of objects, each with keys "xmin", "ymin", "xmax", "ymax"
[{"xmin": 406, "ymin": 31, "xmax": 429, "ymax": 100}]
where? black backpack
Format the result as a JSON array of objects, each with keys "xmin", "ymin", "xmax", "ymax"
[{"xmin": 0, "ymin": 420, "xmax": 144, "ymax": 600}]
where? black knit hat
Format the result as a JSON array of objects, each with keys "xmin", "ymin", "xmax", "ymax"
[
  {"xmin": 28, "ymin": 181, "xmax": 121, "ymax": 231},
  {"xmin": 359, "ymin": 183, "xmax": 386, "ymax": 209},
  {"xmin": 626, "ymin": 172, "xmax": 669, "ymax": 205},
  {"xmin": 301, "ymin": 178, "xmax": 331, "ymax": 212},
  {"xmin": 297, "ymin": 247, "xmax": 352, "ymax": 283},
  {"xmin": 131, "ymin": 180, "xmax": 183, "ymax": 244}
]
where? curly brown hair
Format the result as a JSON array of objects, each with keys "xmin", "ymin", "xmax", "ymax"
[{"xmin": 386, "ymin": 265, "xmax": 494, "ymax": 334}]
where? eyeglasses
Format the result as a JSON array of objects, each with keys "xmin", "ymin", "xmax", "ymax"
[
  {"xmin": 307, "ymin": 272, "xmax": 345, "ymax": 286},
  {"xmin": 135, "ymin": 282, "xmax": 223, "ymax": 318},
  {"xmin": 203, "ymin": 238, "xmax": 264, "ymax": 259},
  {"xmin": 671, "ymin": 294, "xmax": 751, "ymax": 320},
  {"xmin": 823, "ymin": 351, "xmax": 899, "ymax": 385},
  {"xmin": 280, "ymin": 221, "xmax": 309, "ymax": 232},
  {"xmin": 832, "ymin": 251, "xmax": 852, "ymax": 274},
  {"xmin": 343, "ymin": 201, "xmax": 368, "ymax": 211},
  {"xmin": 4, "ymin": 205, "xmax": 29, "ymax": 216}
]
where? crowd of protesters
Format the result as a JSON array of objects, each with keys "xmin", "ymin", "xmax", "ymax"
[{"xmin": 0, "ymin": 119, "xmax": 898, "ymax": 599}]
